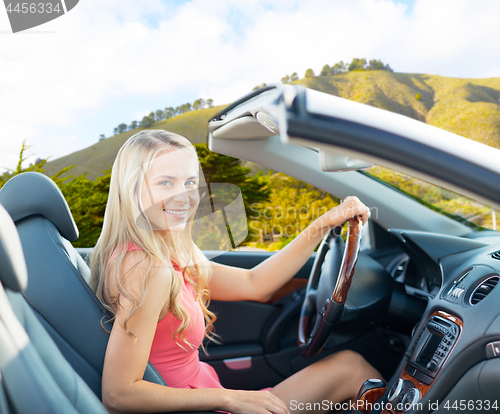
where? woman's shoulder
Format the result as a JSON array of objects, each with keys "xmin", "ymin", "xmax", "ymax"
[
  {"xmin": 108, "ymin": 241, "xmax": 143, "ymax": 264},
  {"xmin": 114, "ymin": 241, "xmax": 180, "ymax": 282},
  {"xmin": 121, "ymin": 249, "xmax": 172, "ymax": 294},
  {"xmin": 125, "ymin": 242, "xmax": 178, "ymax": 268}
]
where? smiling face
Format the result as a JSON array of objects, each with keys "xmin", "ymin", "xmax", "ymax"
[{"xmin": 140, "ymin": 147, "xmax": 200, "ymax": 234}]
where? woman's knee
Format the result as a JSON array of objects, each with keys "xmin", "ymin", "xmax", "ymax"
[
  {"xmin": 325, "ymin": 350, "xmax": 379, "ymax": 381},
  {"xmin": 329, "ymin": 350, "xmax": 366, "ymax": 367}
]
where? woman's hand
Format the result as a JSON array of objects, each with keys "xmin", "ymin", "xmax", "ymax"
[
  {"xmin": 315, "ymin": 196, "xmax": 370, "ymax": 231},
  {"xmin": 224, "ymin": 390, "xmax": 290, "ymax": 414}
]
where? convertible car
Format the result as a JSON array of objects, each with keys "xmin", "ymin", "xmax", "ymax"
[{"xmin": 1, "ymin": 84, "xmax": 499, "ymax": 414}]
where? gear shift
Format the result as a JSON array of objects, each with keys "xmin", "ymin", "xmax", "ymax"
[{"xmin": 353, "ymin": 379, "xmax": 387, "ymax": 413}]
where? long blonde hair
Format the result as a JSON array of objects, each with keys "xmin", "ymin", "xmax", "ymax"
[{"xmin": 89, "ymin": 130, "xmax": 217, "ymax": 349}]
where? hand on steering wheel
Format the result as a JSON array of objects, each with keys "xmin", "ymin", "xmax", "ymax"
[
  {"xmin": 320, "ymin": 196, "xmax": 370, "ymax": 228},
  {"xmin": 298, "ymin": 215, "xmax": 363, "ymax": 358}
]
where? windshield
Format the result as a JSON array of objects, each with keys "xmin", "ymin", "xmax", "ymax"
[{"xmin": 362, "ymin": 165, "xmax": 499, "ymax": 232}]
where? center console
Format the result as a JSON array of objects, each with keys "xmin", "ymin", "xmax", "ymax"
[{"xmin": 356, "ymin": 311, "xmax": 463, "ymax": 414}]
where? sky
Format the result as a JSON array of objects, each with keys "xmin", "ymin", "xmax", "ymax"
[{"xmin": 0, "ymin": 0, "xmax": 499, "ymax": 171}]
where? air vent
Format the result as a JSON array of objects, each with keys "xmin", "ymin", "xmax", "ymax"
[
  {"xmin": 470, "ymin": 276, "xmax": 499, "ymax": 305},
  {"xmin": 490, "ymin": 251, "xmax": 500, "ymax": 260}
]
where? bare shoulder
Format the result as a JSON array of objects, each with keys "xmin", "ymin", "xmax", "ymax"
[{"xmin": 117, "ymin": 251, "xmax": 172, "ymax": 313}]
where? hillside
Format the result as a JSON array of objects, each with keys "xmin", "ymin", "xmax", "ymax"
[
  {"xmin": 45, "ymin": 71, "xmax": 500, "ymax": 180},
  {"xmin": 297, "ymin": 72, "xmax": 500, "ymax": 148},
  {"xmin": 44, "ymin": 106, "xmax": 224, "ymax": 180}
]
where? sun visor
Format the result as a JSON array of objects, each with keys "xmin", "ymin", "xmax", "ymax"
[{"xmin": 212, "ymin": 116, "xmax": 272, "ymax": 140}]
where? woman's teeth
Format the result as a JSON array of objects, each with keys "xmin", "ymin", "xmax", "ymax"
[{"xmin": 164, "ymin": 209, "xmax": 187, "ymax": 215}]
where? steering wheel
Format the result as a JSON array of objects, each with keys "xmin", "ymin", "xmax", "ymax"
[{"xmin": 298, "ymin": 216, "xmax": 363, "ymax": 358}]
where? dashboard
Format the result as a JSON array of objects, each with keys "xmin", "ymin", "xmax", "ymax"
[{"xmin": 370, "ymin": 227, "xmax": 500, "ymax": 413}]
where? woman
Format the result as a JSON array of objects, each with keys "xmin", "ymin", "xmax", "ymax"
[{"xmin": 89, "ymin": 130, "xmax": 381, "ymax": 414}]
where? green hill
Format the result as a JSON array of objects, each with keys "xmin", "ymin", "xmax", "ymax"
[
  {"xmin": 45, "ymin": 71, "xmax": 500, "ymax": 180},
  {"xmin": 297, "ymin": 71, "xmax": 500, "ymax": 148},
  {"xmin": 44, "ymin": 106, "xmax": 224, "ymax": 181}
]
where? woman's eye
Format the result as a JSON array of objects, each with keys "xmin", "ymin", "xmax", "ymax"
[
  {"xmin": 186, "ymin": 180, "xmax": 197, "ymax": 186},
  {"xmin": 160, "ymin": 181, "xmax": 172, "ymax": 186}
]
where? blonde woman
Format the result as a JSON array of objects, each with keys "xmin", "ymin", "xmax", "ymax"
[{"xmin": 89, "ymin": 130, "xmax": 381, "ymax": 414}]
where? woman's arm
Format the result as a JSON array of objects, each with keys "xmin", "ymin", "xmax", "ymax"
[
  {"xmin": 102, "ymin": 251, "xmax": 289, "ymax": 414},
  {"xmin": 209, "ymin": 196, "xmax": 370, "ymax": 302}
]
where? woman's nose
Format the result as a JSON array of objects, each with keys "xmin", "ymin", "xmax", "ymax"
[{"xmin": 172, "ymin": 189, "xmax": 190, "ymax": 203}]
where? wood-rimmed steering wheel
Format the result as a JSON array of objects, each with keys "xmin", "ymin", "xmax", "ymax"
[{"xmin": 298, "ymin": 216, "xmax": 363, "ymax": 358}]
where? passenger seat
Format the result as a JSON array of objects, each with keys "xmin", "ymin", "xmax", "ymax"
[{"xmin": 0, "ymin": 203, "xmax": 107, "ymax": 413}]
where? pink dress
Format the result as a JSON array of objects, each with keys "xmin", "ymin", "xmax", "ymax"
[{"xmin": 124, "ymin": 243, "xmax": 223, "ymax": 389}]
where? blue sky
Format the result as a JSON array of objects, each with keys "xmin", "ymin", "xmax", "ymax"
[{"xmin": 0, "ymin": 0, "xmax": 499, "ymax": 171}]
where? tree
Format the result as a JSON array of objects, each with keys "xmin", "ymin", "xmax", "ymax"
[
  {"xmin": 175, "ymin": 103, "xmax": 192, "ymax": 114},
  {"xmin": 343, "ymin": 58, "xmax": 393, "ymax": 72},
  {"xmin": 164, "ymin": 107, "xmax": 175, "ymax": 119},
  {"xmin": 320, "ymin": 65, "xmax": 331, "ymax": 76},
  {"xmin": 206, "ymin": 99, "xmax": 214, "ymax": 108},
  {"xmin": 113, "ymin": 127, "xmax": 118, "ymax": 135},
  {"xmin": 193, "ymin": 98, "xmax": 206, "ymax": 111},
  {"xmin": 332, "ymin": 61, "xmax": 347, "ymax": 74},
  {"xmin": 368, "ymin": 59, "xmax": 385, "ymax": 70},
  {"xmin": 305, "ymin": 68, "xmax": 315, "ymax": 78},
  {"xmin": 0, "ymin": 140, "xmax": 76, "ymax": 202},
  {"xmin": 99, "ymin": 134, "xmax": 106, "ymax": 141},
  {"xmin": 129, "ymin": 120, "xmax": 138, "ymax": 130},
  {"xmin": 60, "ymin": 170, "xmax": 111, "ymax": 247},
  {"xmin": 155, "ymin": 109, "xmax": 164, "ymax": 122},
  {"xmin": 248, "ymin": 172, "xmax": 339, "ymax": 250},
  {"xmin": 281, "ymin": 75, "xmax": 291, "ymax": 84},
  {"xmin": 195, "ymin": 144, "xmax": 271, "ymax": 245},
  {"xmin": 252, "ymin": 83, "xmax": 267, "ymax": 91},
  {"xmin": 140, "ymin": 116, "xmax": 153, "ymax": 128},
  {"xmin": 348, "ymin": 58, "xmax": 367, "ymax": 71},
  {"xmin": 117, "ymin": 123, "xmax": 128, "ymax": 134},
  {"xmin": 148, "ymin": 112, "xmax": 156, "ymax": 123},
  {"xmin": 290, "ymin": 72, "xmax": 299, "ymax": 81},
  {"xmin": 1, "ymin": 141, "xmax": 113, "ymax": 248},
  {"xmin": 181, "ymin": 103, "xmax": 192, "ymax": 113}
]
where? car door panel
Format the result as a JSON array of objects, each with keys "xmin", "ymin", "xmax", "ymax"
[
  {"xmin": 204, "ymin": 300, "xmax": 279, "ymax": 345},
  {"xmin": 202, "ymin": 251, "xmax": 315, "ymax": 388},
  {"xmin": 209, "ymin": 356, "xmax": 285, "ymax": 390}
]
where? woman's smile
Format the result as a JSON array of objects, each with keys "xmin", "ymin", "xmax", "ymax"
[{"xmin": 163, "ymin": 207, "xmax": 190, "ymax": 219}]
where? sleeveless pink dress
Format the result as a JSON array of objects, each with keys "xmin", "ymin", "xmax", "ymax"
[{"xmin": 124, "ymin": 243, "xmax": 223, "ymax": 389}]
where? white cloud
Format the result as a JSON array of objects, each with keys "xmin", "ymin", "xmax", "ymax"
[{"xmin": 0, "ymin": 0, "xmax": 499, "ymax": 172}]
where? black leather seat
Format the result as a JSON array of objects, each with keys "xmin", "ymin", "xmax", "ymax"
[
  {"xmin": 0, "ymin": 172, "xmax": 166, "ymax": 399},
  {"xmin": 0, "ymin": 203, "xmax": 107, "ymax": 413}
]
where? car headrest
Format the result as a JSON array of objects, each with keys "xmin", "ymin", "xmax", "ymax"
[
  {"xmin": 0, "ymin": 172, "xmax": 78, "ymax": 242},
  {"xmin": 0, "ymin": 204, "xmax": 28, "ymax": 292}
]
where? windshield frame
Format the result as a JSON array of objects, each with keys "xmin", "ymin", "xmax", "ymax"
[
  {"xmin": 357, "ymin": 169, "xmax": 494, "ymax": 232},
  {"xmin": 276, "ymin": 85, "xmax": 500, "ymax": 210}
]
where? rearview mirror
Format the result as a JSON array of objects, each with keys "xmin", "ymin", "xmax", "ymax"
[{"xmin": 319, "ymin": 149, "xmax": 372, "ymax": 172}]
